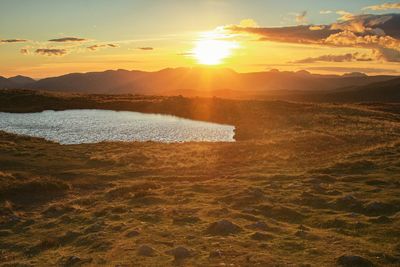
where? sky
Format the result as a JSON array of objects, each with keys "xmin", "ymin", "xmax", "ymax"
[{"xmin": 0, "ymin": 0, "xmax": 399, "ymax": 78}]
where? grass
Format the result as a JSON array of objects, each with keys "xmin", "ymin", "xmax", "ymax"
[{"xmin": 0, "ymin": 91, "xmax": 400, "ymax": 266}]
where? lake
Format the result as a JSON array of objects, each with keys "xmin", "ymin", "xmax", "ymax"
[{"xmin": 0, "ymin": 109, "xmax": 235, "ymax": 144}]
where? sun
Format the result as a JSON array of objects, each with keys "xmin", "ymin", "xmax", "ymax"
[{"xmin": 193, "ymin": 36, "xmax": 238, "ymax": 65}]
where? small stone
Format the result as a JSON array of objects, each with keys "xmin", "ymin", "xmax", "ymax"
[
  {"xmin": 125, "ymin": 230, "xmax": 140, "ymax": 237},
  {"xmin": 206, "ymin": 220, "xmax": 242, "ymax": 236},
  {"xmin": 337, "ymin": 255, "xmax": 374, "ymax": 267},
  {"xmin": 167, "ymin": 246, "xmax": 192, "ymax": 260},
  {"xmin": 137, "ymin": 245, "xmax": 156, "ymax": 257}
]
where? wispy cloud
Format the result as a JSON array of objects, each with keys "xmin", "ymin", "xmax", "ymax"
[
  {"xmin": 0, "ymin": 39, "xmax": 27, "ymax": 43},
  {"xmin": 87, "ymin": 43, "xmax": 118, "ymax": 51},
  {"xmin": 35, "ymin": 48, "xmax": 67, "ymax": 56},
  {"xmin": 363, "ymin": 2, "xmax": 400, "ymax": 11},
  {"xmin": 291, "ymin": 53, "xmax": 372, "ymax": 63},
  {"xmin": 20, "ymin": 48, "xmax": 30, "ymax": 55},
  {"xmin": 296, "ymin": 11, "xmax": 308, "ymax": 24},
  {"xmin": 48, "ymin": 37, "xmax": 88, "ymax": 42},
  {"xmin": 137, "ymin": 47, "xmax": 154, "ymax": 51}
]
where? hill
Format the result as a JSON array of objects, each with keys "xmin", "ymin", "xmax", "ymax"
[{"xmin": 1, "ymin": 68, "xmax": 397, "ymax": 98}]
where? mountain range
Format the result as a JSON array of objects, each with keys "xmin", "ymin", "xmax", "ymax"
[{"xmin": 0, "ymin": 68, "xmax": 399, "ymax": 102}]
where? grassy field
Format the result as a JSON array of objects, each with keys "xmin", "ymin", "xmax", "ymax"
[{"xmin": 1, "ymin": 91, "xmax": 400, "ymax": 266}]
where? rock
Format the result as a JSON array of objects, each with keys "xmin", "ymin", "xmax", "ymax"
[
  {"xmin": 137, "ymin": 245, "xmax": 156, "ymax": 257},
  {"xmin": 61, "ymin": 255, "xmax": 92, "ymax": 267},
  {"xmin": 166, "ymin": 246, "xmax": 192, "ymax": 260},
  {"xmin": 209, "ymin": 249, "xmax": 223, "ymax": 258},
  {"xmin": 206, "ymin": 220, "xmax": 242, "ymax": 236},
  {"xmin": 251, "ymin": 232, "xmax": 273, "ymax": 241},
  {"xmin": 125, "ymin": 230, "xmax": 140, "ymax": 237},
  {"xmin": 337, "ymin": 255, "xmax": 374, "ymax": 267},
  {"xmin": 363, "ymin": 201, "xmax": 396, "ymax": 216}
]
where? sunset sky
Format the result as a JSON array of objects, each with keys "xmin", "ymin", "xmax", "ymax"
[{"xmin": 1, "ymin": 0, "xmax": 399, "ymax": 78}]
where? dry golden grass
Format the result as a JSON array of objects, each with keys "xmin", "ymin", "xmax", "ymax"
[{"xmin": 1, "ymin": 91, "xmax": 400, "ymax": 266}]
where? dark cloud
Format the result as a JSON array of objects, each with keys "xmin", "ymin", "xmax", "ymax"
[
  {"xmin": 373, "ymin": 47, "xmax": 400, "ymax": 62},
  {"xmin": 306, "ymin": 66, "xmax": 399, "ymax": 74},
  {"xmin": 35, "ymin": 48, "xmax": 67, "ymax": 56},
  {"xmin": 138, "ymin": 47, "xmax": 154, "ymax": 50},
  {"xmin": 226, "ymin": 13, "xmax": 400, "ymax": 61},
  {"xmin": 20, "ymin": 48, "xmax": 29, "ymax": 55},
  {"xmin": 227, "ymin": 24, "xmax": 339, "ymax": 44},
  {"xmin": 0, "ymin": 39, "xmax": 27, "ymax": 43},
  {"xmin": 87, "ymin": 43, "xmax": 118, "ymax": 51},
  {"xmin": 292, "ymin": 53, "xmax": 373, "ymax": 63},
  {"xmin": 48, "ymin": 37, "xmax": 88, "ymax": 42}
]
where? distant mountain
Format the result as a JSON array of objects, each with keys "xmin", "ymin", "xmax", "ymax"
[
  {"xmin": 0, "ymin": 75, "xmax": 35, "ymax": 89},
  {"xmin": 8, "ymin": 75, "xmax": 36, "ymax": 86},
  {"xmin": 0, "ymin": 76, "xmax": 15, "ymax": 89},
  {"xmin": 19, "ymin": 68, "xmax": 396, "ymax": 96}
]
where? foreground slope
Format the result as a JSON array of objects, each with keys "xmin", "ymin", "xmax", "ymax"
[{"xmin": 1, "ymin": 94, "xmax": 400, "ymax": 266}]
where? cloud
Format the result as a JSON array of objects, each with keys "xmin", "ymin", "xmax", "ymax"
[
  {"xmin": 137, "ymin": 47, "xmax": 154, "ymax": 51},
  {"xmin": 48, "ymin": 37, "xmax": 88, "ymax": 42},
  {"xmin": 320, "ymin": 10, "xmax": 332, "ymax": 14},
  {"xmin": 35, "ymin": 48, "xmax": 67, "ymax": 56},
  {"xmin": 373, "ymin": 47, "xmax": 400, "ymax": 62},
  {"xmin": 177, "ymin": 52, "xmax": 194, "ymax": 56},
  {"xmin": 238, "ymin": 19, "xmax": 259, "ymax": 28},
  {"xmin": 0, "ymin": 39, "xmax": 27, "ymax": 43},
  {"xmin": 227, "ymin": 24, "xmax": 338, "ymax": 44},
  {"xmin": 306, "ymin": 66, "xmax": 399, "ymax": 74},
  {"xmin": 309, "ymin": 25, "xmax": 326, "ymax": 31},
  {"xmin": 226, "ymin": 13, "xmax": 400, "ymax": 62},
  {"xmin": 291, "ymin": 53, "xmax": 373, "ymax": 63},
  {"xmin": 20, "ymin": 48, "xmax": 30, "ymax": 55},
  {"xmin": 87, "ymin": 43, "xmax": 118, "ymax": 51},
  {"xmin": 363, "ymin": 3, "xmax": 400, "ymax": 11},
  {"xmin": 336, "ymin": 10, "xmax": 355, "ymax": 21},
  {"xmin": 296, "ymin": 11, "xmax": 308, "ymax": 24}
]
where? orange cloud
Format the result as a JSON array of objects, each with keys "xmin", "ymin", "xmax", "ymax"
[
  {"xmin": 226, "ymin": 14, "xmax": 400, "ymax": 62},
  {"xmin": 363, "ymin": 3, "xmax": 400, "ymax": 11}
]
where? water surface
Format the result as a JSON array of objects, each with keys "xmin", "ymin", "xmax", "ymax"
[{"xmin": 0, "ymin": 109, "xmax": 235, "ymax": 144}]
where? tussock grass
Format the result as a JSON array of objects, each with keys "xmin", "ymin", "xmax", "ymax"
[{"xmin": 1, "ymin": 93, "xmax": 400, "ymax": 265}]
